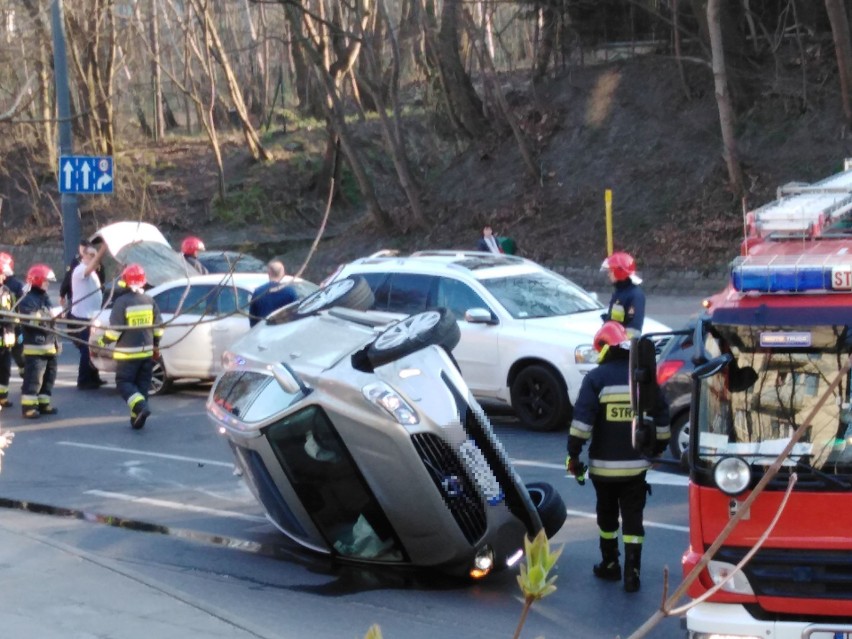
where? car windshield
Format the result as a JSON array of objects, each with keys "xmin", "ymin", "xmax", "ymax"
[
  {"xmin": 696, "ymin": 323, "xmax": 852, "ymax": 477},
  {"xmin": 479, "ymin": 270, "xmax": 602, "ymax": 319},
  {"xmin": 200, "ymin": 252, "xmax": 266, "ymax": 274}
]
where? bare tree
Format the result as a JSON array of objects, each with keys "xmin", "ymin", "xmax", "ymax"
[
  {"xmin": 825, "ymin": 0, "xmax": 852, "ymax": 127},
  {"xmin": 708, "ymin": 0, "xmax": 744, "ymax": 197}
]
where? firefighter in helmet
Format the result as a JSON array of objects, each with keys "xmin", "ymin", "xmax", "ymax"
[
  {"xmin": 180, "ymin": 236, "xmax": 208, "ymax": 275},
  {"xmin": 0, "ymin": 253, "xmax": 16, "ymax": 407},
  {"xmin": 97, "ymin": 264, "xmax": 164, "ymax": 429},
  {"xmin": 601, "ymin": 251, "xmax": 645, "ymax": 336},
  {"xmin": 565, "ymin": 321, "xmax": 670, "ymax": 592},
  {"xmin": 19, "ymin": 264, "xmax": 60, "ymax": 418}
]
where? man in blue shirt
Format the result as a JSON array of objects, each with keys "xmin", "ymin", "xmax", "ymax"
[{"xmin": 249, "ymin": 260, "xmax": 298, "ymax": 327}]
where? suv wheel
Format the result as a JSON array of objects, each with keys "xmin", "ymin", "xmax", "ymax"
[
  {"xmin": 526, "ymin": 482, "xmax": 567, "ymax": 538},
  {"xmin": 367, "ymin": 308, "xmax": 460, "ymax": 368},
  {"xmin": 149, "ymin": 356, "xmax": 173, "ymax": 396},
  {"xmin": 510, "ymin": 364, "xmax": 570, "ymax": 432},
  {"xmin": 669, "ymin": 411, "xmax": 690, "ymax": 469},
  {"xmin": 295, "ymin": 276, "xmax": 374, "ymax": 317}
]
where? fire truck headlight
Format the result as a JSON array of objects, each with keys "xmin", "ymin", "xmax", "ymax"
[
  {"xmin": 707, "ymin": 559, "xmax": 755, "ymax": 595},
  {"xmin": 713, "ymin": 456, "xmax": 751, "ymax": 496}
]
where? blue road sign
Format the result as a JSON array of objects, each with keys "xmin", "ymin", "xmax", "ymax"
[{"xmin": 58, "ymin": 156, "xmax": 114, "ymax": 194}]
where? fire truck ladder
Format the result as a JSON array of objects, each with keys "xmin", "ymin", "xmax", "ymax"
[{"xmin": 747, "ymin": 159, "xmax": 852, "ymax": 238}]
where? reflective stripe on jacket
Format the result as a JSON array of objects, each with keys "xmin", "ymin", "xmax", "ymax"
[
  {"xmin": 103, "ymin": 289, "xmax": 163, "ymax": 359},
  {"xmin": 568, "ymin": 352, "xmax": 669, "ymax": 480}
]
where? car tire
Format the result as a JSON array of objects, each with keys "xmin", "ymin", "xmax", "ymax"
[
  {"xmin": 149, "ymin": 356, "xmax": 173, "ymax": 396},
  {"xmin": 510, "ymin": 364, "xmax": 571, "ymax": 432},
  {"xmin": 366, "ymin": 308, "xmax": 460, "ymax": 368},
  {"xmin": 294, "ymin": 276, "xmax": 375, "ymax": 317},
  {"xmin": 669, "ymin": 411, "xmax": 690, "ymax": 469},
  {"xmin": 526, "ymin": 482, "xmax": 567, "ymax": 538}
]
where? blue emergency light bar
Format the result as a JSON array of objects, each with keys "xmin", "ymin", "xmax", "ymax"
[{"xmin": 730, "ymin": 254, "xmax": 852, "ymax": 293}]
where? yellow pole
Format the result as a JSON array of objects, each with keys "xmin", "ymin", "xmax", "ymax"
[{"xmin": 604, "ymin": 189, "xmax": 614, "ymax": 256}]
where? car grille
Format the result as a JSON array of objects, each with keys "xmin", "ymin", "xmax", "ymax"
[
  {"xmin": 411, "ymin": 432, "xmax": 487, "ymax": 545},
  {"xmin": 715, "ymin": 547, "xmax": 852, "ymax": 601}
]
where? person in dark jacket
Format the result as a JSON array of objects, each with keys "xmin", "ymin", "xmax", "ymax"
[
  {"xmin": 180, "ymin": 236, "xmax": 208, "ymax": 275},
  {"xmin": 0, "ymin": 253, "xmax": 16, "ymax": 407},
  {"xmin": 565, "ymin": 321, "xmax": 670, "ymax": 593},
  {"xmin": 600, "ymin": 251, "xmax": 645, "ymax": 337},
  {"xmin": 97, "ymin": 264, "xmax": 164, "ymax": 429},
  {"xmin": 19, "ymin": 264, "xmax": 60, "ymax": 419},
  {"xmin": 2, "ymin": 255, "xmax": 26, "ymax": 377},
  {"xmin": 248, "ymin": 260, "xmax": 298, "ymax": 327}
]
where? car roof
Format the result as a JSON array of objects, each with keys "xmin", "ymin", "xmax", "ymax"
[
  {"xmin": 339, "ymin": 250, "xmax": 539, "ymax": 280},
  {"xmin": 149, "ymin": 272, "xmax": 270, "ymax": 292}
]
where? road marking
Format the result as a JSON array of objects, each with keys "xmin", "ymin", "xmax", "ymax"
[
  {"xmin": 85, "ymin": 489, "xmax": 267, "ymax": 523},
  {"xmin": 565, "ymin": 509, "xmax": 689, "ymax": 533},
  {"xmin": 58, "ymin": 441, "xmax": 233, "ymax": 468},
  {"xmin": 511, "ymin": 460, "xmax": 690, "ymax": 487}
]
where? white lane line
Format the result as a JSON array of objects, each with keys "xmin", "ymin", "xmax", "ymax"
[
  {"xmin": 85, "ymin": 490, "xmax": 267, "ymax": 523},
  {"xmin": 565, "ymin": 509, "xmax": 689, "ymax": 533},
  {"xmin": 57, "ymin": 441, "xmax": 233, "ymax": 468},
  {"xmin": 511, "ymin": 460, "xmax": 690, "ymax": 487}
]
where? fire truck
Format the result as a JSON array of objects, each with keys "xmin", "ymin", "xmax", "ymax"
[{"xmin": 635, "ymin": 162, "xmax": 852, "ymax": 638}]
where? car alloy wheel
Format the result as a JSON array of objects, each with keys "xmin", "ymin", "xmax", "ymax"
[
  {"xmin": 510, "ymin": 364, "xmax": 571, "ymax": 432},
  {"xmin": 366, "ymin": 308, "xmax": 460, "ymax": 369},
  {"xmin": 373, "ymin": 311, "xmax": 441, "ymax": 350},
  {"xmin": 148, "ymin": 357, "xmax": 172, "ymax": 396},
  {"xmin": 295, "ymin": 276, "xmax": 375, "ymax": 317},
  {"xmin": 669, "ymin": 412, "xmax": 690, "ymax": 469}
]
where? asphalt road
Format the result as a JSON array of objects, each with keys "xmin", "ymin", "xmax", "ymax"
[{"xmin": 0, "ymin": 294, "xmax": 701, "ymax": 638}]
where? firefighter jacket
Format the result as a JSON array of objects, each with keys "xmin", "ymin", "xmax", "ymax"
[
  {"xmin": 102, "ymin": 287, "xmax": 164, "ymax": 360},
  {"xmin": 0, "ymin": 283, "xmax": 14, "ymax": 348},
  {"xmin": 604, "ymin": 279, "xmax": 646, "ymax": 335},
  {"xmin": 567, "ymin": 349, "xmax": 669, "ymax": 481},
  {"xmin": 18, "ymin": 287, "xmax": 59, "ymax": 356}
]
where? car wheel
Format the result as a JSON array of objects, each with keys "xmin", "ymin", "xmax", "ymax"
[
  {"xmin": 669, "ymin": 411, "xmax": 690, "ymax": 469},
  {"xmin": 366, "ymin": 308, "xmax": 460, "ymax": 368},
  {"xmin": 526, "ymin": 482, "xmax": 567, "ymax": 538},
  {"xmin": 294, "ymin": 276, "xmax": 374, "ymax": 317},
  {"xmin": 149, "ymin": 357, "xmax": 173, "ymax": 396},
  {"xmin": 510, "ymin": 364, "xmax": 570, "ymax": 432}
]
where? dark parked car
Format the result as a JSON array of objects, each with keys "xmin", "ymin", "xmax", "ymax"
[
  {"xmin": 655, "ymin": 320, "xmax": 699, "ymax": 468},
  {"xmin": 199, "ymin": 250, "xmax": 267, "ymax": 274}
]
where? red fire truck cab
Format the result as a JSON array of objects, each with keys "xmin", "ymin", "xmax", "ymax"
[{"xmin": 654, "ymin": 163, "xmax": 852, "ymax": 637}]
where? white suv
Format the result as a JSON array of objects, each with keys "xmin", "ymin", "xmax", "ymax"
[{"xmin": 327, "ymin": 251, "xmax": 669, "ymax": 431}]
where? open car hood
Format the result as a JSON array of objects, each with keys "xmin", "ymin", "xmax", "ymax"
[{"xmin": 89, "ymin": 221, "xmax": 192, "ymax": 287}]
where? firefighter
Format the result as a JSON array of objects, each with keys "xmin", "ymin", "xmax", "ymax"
[
  {"xmin": 601, "ymin": 251, "xmax": 645, "ymax": 336},
  {"xmin": 565, "ymin": 321, "xmax": 670, "ymax": 592},
  {"xmin": 98, "ymin": 264, "xmax": 163, "ymax": 429},
  {"xmin": 19, "ymin": 264, "xmax": 60, "ymax": 419},
  {"xmin": 180, "ymin": 236, "xmax": 208, "ymax": 275},
  {"xmin": 0, "ymin": 253, "xmax": 16, "ymax": 407},
  {"xmin": 3, "ymin": 254, "xmax": 26, "ymax": 377}
]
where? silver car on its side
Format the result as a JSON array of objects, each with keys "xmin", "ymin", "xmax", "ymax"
[{"xmin": 206, "ymin": 277, "xmax": 567, "ymax": 579}]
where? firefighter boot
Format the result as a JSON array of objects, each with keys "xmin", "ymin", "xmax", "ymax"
[
  {"xmin": 623, "ymin": 543, "xmax": 642, "ymax": 593},
  {"xmin": 592, "ymin": 537, "xmax": 621, "ymax": 581},
  {"xmin": 0, "ymin": 393, "xmax": 11, "ymax": 408},
  {"xmin": 38, "ymin": 403, "xmax": 58, "ymax": 416}
]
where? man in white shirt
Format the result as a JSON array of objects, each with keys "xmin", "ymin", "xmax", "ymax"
[{"xmin": 70, "ymin": 243, "xmax": 107, "ymax": 389}]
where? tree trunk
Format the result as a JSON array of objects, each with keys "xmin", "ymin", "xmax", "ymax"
[
  {"xmin": 708, "ymin": 0, "xmax": 744, "ymax": 197},
  {"xmin": 826, "ymin": 0, "xmax": 852, "ymax": 127},
  {"xmin": 430, "ymin": 0, "xmax": 489, "ymax": 138},
  {"xmin": 533, "ymin": 5, "xmax": 556, "ymax": 83},
  {"xmin": 149, "ymin": 0, "xmax": 165, "ymax": 140},
  {"xmin": 188, "ymin": 0, "xmax": 272, "ymax": 162}
]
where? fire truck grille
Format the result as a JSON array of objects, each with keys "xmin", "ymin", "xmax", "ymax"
[
  {"xmin": 411, "ymin": 432, "xmax": 487, "ymax": 545},
  {"xmin": 715, "ymin": 547, "xmax": 852, "ymax": 600}
]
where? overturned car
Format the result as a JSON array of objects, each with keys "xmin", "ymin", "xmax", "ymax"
[{"xmin": 206, "ymin": 277, "xmax": 567, "ymax": 579}]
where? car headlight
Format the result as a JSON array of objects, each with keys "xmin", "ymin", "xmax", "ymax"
[
  {"xmin": 707, "ymin": 559, "xmax": 754, "ymax": 595},
  {"xmin": 574, "ymin": 344, "xmax": 597, "ymax": 364},
  {"xmin": 713, "ymin": 456, "xmax": 751, "ymax": 496},
  {"xmin": 362, "ymin": 382, "xmax": 419, "ymax": 425}
]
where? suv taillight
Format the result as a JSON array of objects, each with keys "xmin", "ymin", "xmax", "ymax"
[{"xmin": 656, "ymin": 360, "xmax": 684, "ymax": 386}]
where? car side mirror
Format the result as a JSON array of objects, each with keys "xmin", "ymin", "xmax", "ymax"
[
  {"xmin": 464, "ymin": 308, "xmax": 496, "ymax": 324},
  {"xmin": 269, "ymin": 362, "xmax": 305, "ymax": 395},
  {"xmin": 629, "ymin": 336, "xmax": 659, "ymax": 454}
]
